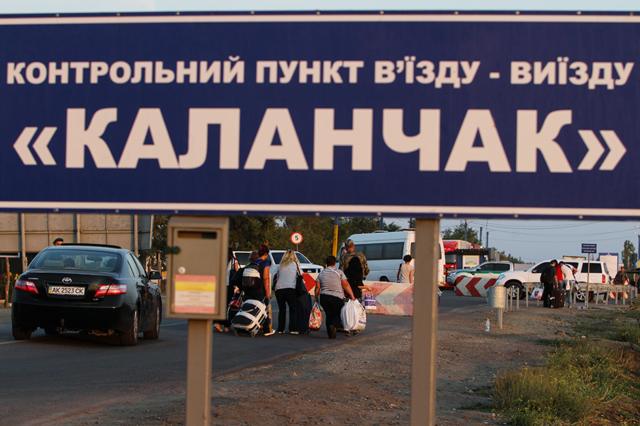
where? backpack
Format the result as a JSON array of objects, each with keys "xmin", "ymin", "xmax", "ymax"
[{"xmin": 242, "ymin": 262, "xmax": 264, "ymax": 290}]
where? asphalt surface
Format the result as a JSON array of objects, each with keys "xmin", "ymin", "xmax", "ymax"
[{"xmin": 0, "ymin": 292, "xmax": 484, "ymax": 424}]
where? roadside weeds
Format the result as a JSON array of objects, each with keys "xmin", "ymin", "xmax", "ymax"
[{"xmin": 494, "ymin": 302, "xmax": 640, "ymax": 425}]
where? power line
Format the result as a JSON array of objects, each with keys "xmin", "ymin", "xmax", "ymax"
[
  {"xmin": 483, "ymin": 226, "xmax": 639, "ymax": 238},
  {"xmin": 467, "ymin": 220, "xmax": 612, "ymax": 231}
]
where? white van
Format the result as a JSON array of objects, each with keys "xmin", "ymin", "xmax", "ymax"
[{"xmin": 346, "ymin": 231, "xmax": 445, "ymax": 286}]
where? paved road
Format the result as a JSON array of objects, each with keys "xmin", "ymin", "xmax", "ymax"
[{"xmin": 0, "ymin": 292, "xmax": 483, "ymax": 424}]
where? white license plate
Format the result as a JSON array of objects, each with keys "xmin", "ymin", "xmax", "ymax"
[{"xmin": 48, "ymin": 285, "xmax": 85, "ymax": 296}]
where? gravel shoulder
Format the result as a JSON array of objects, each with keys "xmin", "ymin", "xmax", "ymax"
[{"xmin": 67, "ymin": 300, "xmax": 582, "ymax": 425}]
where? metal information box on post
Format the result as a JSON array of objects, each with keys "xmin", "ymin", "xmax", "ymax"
[{"xmin": 166, "ymin": 216, "xmax": 229, "ymax": 426}]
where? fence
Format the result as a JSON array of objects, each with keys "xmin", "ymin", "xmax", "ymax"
[{"xmin": 519, "ymin": 282, "xmax": 639, "ymax": 310}]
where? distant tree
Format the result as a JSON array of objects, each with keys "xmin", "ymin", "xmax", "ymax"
[
  {"xmin": 338, "ymin": 217, "xmax": 380, "ymax": 242},
  {"xmin": 278, "ymin": 216, "xmax": 334, "ymax": 264},
  {"xmin": 497, "ymin": 251, "xmax": 524, "ymax": 264},
  {"xmin": 384, "ymin": 221, "xmax": 402, "ymax": 232},
  {"xmin": 622, "ymin": 240, "xmax": 637, "ymax": 269},
  {"xmin": 229, "ymin": 216, "xmax": 281, "ymax": 251},
  {"xmin": 442, "ymin": 222, "xmax": 480, "ymax": 244},
  {"xmin": 150, "ymin": 215, "xmax": 169, "ymax": 252}
]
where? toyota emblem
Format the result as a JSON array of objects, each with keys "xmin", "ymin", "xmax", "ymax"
[{"xmin": 61, "ymin": 277, "xmax": 73, "ymax": 284}]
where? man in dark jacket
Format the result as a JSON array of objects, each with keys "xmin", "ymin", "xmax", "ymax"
[
  {"xmin": 340, "ymin": 240, "xmax": 369, "ymax": 300},
  {"xmin": 540, "ymin": 259, "xmax": 558, "ymax": 308}
]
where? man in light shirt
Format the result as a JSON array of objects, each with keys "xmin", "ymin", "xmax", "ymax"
[{"xmin": 560, "ymin": 261, "xmax": 576, "ymax": 307}]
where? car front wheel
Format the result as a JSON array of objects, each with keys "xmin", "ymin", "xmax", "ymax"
[{"xmin": 120, "ymin": 309, "xmax": 139, "ymax": 346}]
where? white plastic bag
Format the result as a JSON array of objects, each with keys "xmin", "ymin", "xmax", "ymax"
[
  {"xmin": 530, "ymin": 287, "xmax": 544, "ymax": 301},
  {"xmin": 341, "ymin": 300, "xmax": 367, "ymax": 332}
]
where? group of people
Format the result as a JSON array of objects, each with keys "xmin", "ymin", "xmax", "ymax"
[
  {"xmin": 218, "ymin": 240, "xmax": 372, "ymax": 339},
  {"xmin": 540, "ymin": 260, "xmax": 637, "ymax": 307},
  {"xmin": 216, "ymin": 245, "xmax": 275, "ymax": 334},
  {"xmin": 540, "ymin": 259, "xmax": 576, "ymax": 307}
]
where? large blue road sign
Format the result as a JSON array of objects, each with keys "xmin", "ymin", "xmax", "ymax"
[{"xmin": 1, "ymin": 13, "xmax": 639, "ymax": 218}]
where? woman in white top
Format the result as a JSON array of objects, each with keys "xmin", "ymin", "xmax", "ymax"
[
  {"xmin": 397, "ymin": 255, "xmax": 415, "ymax": 284},
  {"xmin": 275, "ymin": 249, "xmax": 300, "ymax": 334}
]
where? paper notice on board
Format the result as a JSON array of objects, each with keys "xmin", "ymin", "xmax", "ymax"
[{"xmin": 173, "ymin": 274, "xmax": 217, "ymax": 314}]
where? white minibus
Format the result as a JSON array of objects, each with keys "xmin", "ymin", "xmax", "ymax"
[{"xmin": 346, "ymin": 230, "xmax": 445, "ymax": 286}]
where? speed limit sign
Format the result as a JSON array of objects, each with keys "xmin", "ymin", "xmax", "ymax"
[{"xmin": 290, "ymin": 232, "xmax": 304, "ymax": 245}]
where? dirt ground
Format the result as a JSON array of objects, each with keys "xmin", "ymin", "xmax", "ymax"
[{"xmin": 69, "ymin": 300, "xmax": 584, "ymax": 425}]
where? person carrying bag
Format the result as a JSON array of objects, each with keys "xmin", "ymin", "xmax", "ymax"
[
  {"xmin": 315, "ymin": 255, "xmax": 356, "ymax": 339},
  {"xmin": 274, "ymin": 250, "xmax": 300, "ymax": 334}
]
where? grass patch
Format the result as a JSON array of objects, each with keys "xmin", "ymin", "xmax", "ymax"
[
  {"xmin": 494, "ymin": 304, "xmax": 640, "ymax": 425},
  {"xmin": 574, "ymin": 301, "xmax": 640, "ymax": 346}
]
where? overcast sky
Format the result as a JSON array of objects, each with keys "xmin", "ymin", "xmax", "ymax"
[{"xmin": 2, "ymin": 1, "xmax": 637, "ymax": 263}]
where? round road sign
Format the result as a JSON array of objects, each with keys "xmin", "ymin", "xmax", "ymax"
[{"xmin": 290, "ymin": 232, "xmax": 303, "ymax": 245}]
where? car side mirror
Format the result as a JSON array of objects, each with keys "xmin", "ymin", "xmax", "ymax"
[{"xmin": 148, "ymin": 270, "xmax": 162, "ymax": 280}]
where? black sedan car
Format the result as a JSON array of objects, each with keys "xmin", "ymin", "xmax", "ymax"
[{"xmin": 12, "ymin": 244, "xmax": 162, "ymax": 345}]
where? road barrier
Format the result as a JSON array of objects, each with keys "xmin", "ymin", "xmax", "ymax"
[
  {"xmin": 454, "ymin": 276, "xmax": 497, "ymax": 297},
  {"xmin": 363, "ymin": 281, "xmax": 413, "ymax": 316},
  {"xmin": 523, "ymin": 282, "xmax": 638, "ymax": 308}
]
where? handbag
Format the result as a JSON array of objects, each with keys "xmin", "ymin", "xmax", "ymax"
[
  {"xmin": 309, "ymin": 301, "xmax": 323, "ymax": 331},
  {"xmin": 363, "ymin": 291, "xmax": 377, "ymax": 311},
  {"xmin": 295, "ymin": 264, "xmax": 307, "ymax": 296},
  {"xmin": 229, "ymin": 292, "xmax": 242, "ymax": 310}
]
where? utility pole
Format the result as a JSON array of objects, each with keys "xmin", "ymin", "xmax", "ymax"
[
  {"xmin": 479, "ymin": 227, "xmax": 483, "ymax": 246},
  {"xmin": 332, "ymin": 217, "xmax": 340, "ymax": 257},
  {"xmin": 486, "ymin": 231, "xmax": 489, "ymax": 248},
  {"xmin": 463, "ymin": 219, "xmax": 468, "ymax": 241}
]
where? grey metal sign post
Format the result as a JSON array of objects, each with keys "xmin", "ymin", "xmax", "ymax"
[{"xmin": 582, "ymin": 243, "xmax": 597, "ymax": 309}]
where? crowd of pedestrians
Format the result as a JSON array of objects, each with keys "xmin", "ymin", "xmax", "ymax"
[
  {"xmin": 539, "ymin": 259, "xmax": 637, "ymax": 308},
  {"xmin": 219, "ymin": 240, "xmax": 371, "ymax": 339}
]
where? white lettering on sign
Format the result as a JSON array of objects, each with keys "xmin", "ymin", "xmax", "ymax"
[
  {"xmin": 7, "ymin": 58, "xmax": 246, "ymax": 86},
  {"xmin": 244, "ymin": 108, "xmax": 309, "ymax": 170},
  {"xmin": 16, "ymin": 108, "xmax": 626, "ymax": 173},
  {"xmin": 374, "ymin": 59, "xmax": 480, "ymax": 87},
  {"xmin": 445, "ymin": 110, "xmax": 511, "ymax": 172},
  {"xmin": 510, "ymin": 58, "xmax": 634, "ymax": 90}
]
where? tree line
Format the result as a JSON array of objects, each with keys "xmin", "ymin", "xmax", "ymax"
[{"xmin": 150, "ymin": 215, "xmax": 401, "ymax": 265}]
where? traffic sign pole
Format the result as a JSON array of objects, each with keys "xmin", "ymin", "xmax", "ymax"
[
  {"xmin": 186, "ymin": 319, "xmax": 212, "ymax": 426},
  {"xmin": 411, "ymin": 218, "xmax": 439, "ymax": 426}
]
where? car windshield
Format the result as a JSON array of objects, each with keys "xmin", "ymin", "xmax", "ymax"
[
  {"xmin": 271, "ymin": 252, "xmax": 284, "ymax": 264},
  {"xmin": 31, "ymin": 249, "xmax": 121, "ymax": 273},
  {"xmin": 296, "ymin": 252, "xmax": 311, "ymax": 264},
  {"xmin": 271, "ymin": 251, "xmax": 311, "ymax": 265},
  {"xmin": 234, "ymin": 252, "xmax": 251, "ymax": 266}
]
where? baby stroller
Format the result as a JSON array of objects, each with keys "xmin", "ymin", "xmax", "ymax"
[{"xmin": 230, "ymin": 299, "xmax": 267, "ymax": 337}]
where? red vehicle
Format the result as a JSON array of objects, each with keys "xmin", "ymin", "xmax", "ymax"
[{"xmin": 443, "ymin": 240, "xmax": 475, "ymax": 282}]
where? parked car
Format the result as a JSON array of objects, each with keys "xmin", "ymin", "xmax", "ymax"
[
  {"xmin": 446, "ymin": 261, "xmax": 514, "ymax": 286},
  {"xmin": 11, "ymin": 244, "xmax": 162, "ymax": 345},
  {"xmin": 495, "ymin": 259, "xmax": 610, "ymax": 300}
]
